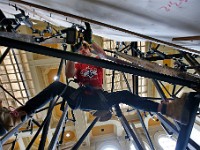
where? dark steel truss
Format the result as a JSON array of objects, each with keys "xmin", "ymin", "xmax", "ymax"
[{"xmin": 0, "ymin": 36, "xmax": 199, "ymax": 150}]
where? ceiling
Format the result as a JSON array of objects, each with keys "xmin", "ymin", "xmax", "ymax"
[{"xmin": 0, "ymin": 0, "xmax": 200, "ymax": 54}]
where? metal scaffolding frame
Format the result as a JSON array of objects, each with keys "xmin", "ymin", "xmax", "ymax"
[{"xmin": 0, "ymin": 36, "xmax": 199, "ymax": 150}]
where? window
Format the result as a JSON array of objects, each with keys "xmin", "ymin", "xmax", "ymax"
[
  {"xmin": 190, "ymin": 125, "xmax": 200, "ymax": 145},
  {"xmin": 0, "ymin": 48, "xmax": 35, "ymax": 108},
  {"xmin": 130, "ymin": 141, "xmax": 150, "ymax": 150},
  {"xmin": 98, "ymin": 144, "xmax": 118, "ymax": 150},
  {"xmin": 158, "ymin": 135, "xmax": 176, "ymax": 150},
  {"xmin": 103, "ymin": 40, "xmax": 147, "ymax": 113},
  {"xmin": 102, "ymin": 146, "xmax": 117, "ymax": 150},
  {"xmin": 97, "ymin": 140, "xmax": 120, "ymax": 150}
]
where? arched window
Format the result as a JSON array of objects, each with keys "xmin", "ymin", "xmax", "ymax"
[
  {"xmin": 97, "ymin": 141, "xmax": 120, "ymax": 150},
  {"xmin": 99, "ymin": 145, "xmax": 118, "ymax": 150},
  {"xmin": 190, "ymin": 126, "xmax": 200, "ymax": 145},
  {"xmin": 103, "ymin": 147, "xmax": 117, "ymax": 150}
]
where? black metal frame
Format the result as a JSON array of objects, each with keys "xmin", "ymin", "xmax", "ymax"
[{"xmin": 0, "ymin": 36, "xmax": 199, "ymax": 150}]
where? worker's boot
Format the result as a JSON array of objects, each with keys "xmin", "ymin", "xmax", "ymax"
[
  {"xmin": 0, "ymin": 101, "xmax": 26, "ymax": 135},
  {"xmin": 91, "ymin": 110, "xmax": 112, "ymax": 122},
  {"xmin": 165, "ymin": 93, "xmax": 190, "ymax": 125}
]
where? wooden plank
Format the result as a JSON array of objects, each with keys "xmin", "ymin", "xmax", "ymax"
[{"xmin": 172, "ymin": 36, "xmax": 200, "ymax": 41}]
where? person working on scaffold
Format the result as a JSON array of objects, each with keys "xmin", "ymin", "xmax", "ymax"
[{"xmin": 0, "ymin": 22, "xmax": 197, "ymax": 136}]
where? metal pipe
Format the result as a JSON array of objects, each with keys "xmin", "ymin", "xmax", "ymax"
[
  {"xmin": 188, "ymin": 138, "xmax": 200, "ymax": 150},
  {"xmin": 11, "ymin": 134, "xmax": 18, "ymax": 150},
  {"xmin": 157, "ymin": 113, "xmax": 200, "ymax": 150},
  {"xmin": 174, "ymin": 86, "xmax": 185, "ymax": 95},
  {"xmin": 56, "ymin": 44, "xmax": 67, "ymax": 80},
  {"xmin": 0, "ymin": 120, "xmax": 27, "ymax": 145},
  {"xmin": 35, "ymin": 101, "xmax": 62, "ymax": 113},
  {"xmin": 0, "ymin": 85, "xmax": 24, "ymax": 106},
  {"xmin": 0, "ymin": 85, "xmax": 41, "ymax": 127},
  {"xmin": 145, "ymin": 54, "xmax": 181, "ymax": 61},
  {"xmin": 26, "ymin": 98, "xmax": 58, "ymax": 150},
  {"xmin": 71, "ymin": 117, "xmax": 99, "ymax": 150},
  {"xmin": 152, "ymin": 79, "xmax": 167, "ymax": 101},
  {"xmin": 110, "ymin": 53, "xmax": 144, "ymax": 150},
  {"xmin": 0, "ymin": 47, "xmax": 10, "ymax": 64},
  {"xmin": 59, "ymin": 116, "xmax": 67, "ymax": 145},
  {"xmin": 114, "ymin": 105, "xmax": 144, "ymax": 150},
  {"xmin": 122, "ymin": 72, "xmax": 155, "ymax": 150},
  {"xmin": 26, "ymin": 114, "xmax": 51, "ymax": 150},
  {"xmin": 156, "ymin": 114, "xmax": 179, "ymax": 134},
  {"xmin": 161, "ymin": 123, "xmax": 173, "ymax": 136},
  {"xmin": 172, "ymin": 85, "xmax": 176, "ymax": 96},
  {"xmin": 48, "ymin": 104, "xmax": 68, "ymax": 150},
  {"xmin": 158, "ymin": 81, "xmax": 172, "ymax": 98},
  {"xmin": 38, "ymin": 99, "xmax": 55, "ymax": 150}
]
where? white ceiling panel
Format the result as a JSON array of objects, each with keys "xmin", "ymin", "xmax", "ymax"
[{"xmin": 0, "ymin": 0, "xmax": 200, "ymax": 53}]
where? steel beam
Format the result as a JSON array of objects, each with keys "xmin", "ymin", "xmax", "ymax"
[
  {"xmin": 71, "ymin": 117, "xmax": 99, "ymax": 150},
  {"xmin": 48, "ymin": 104, "xmax": 69, "ymax": 150},
  {"xmin": 38, "ymin": 100, "xmax": 55, "ymax": 150},
  {"xmin": 0, "ymin": 36, "xmax": 198, "ymax": 88},
  {"xmin": 122, "ymin": 72, "xmax": 155, "ymax": 150},
  {"xmin": 114, "ymin": 105, "xmax": 144, "ymax": 150},
  {"xmin": 0, "ymin": 47, "xmax": 10, "ymax": 64}
]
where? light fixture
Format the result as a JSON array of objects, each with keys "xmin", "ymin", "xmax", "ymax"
[
  {"xmin": 66, "ymin": 133, "xmax": 70, "ymax": 137},
  {"xmin": 53, "ymin": 75, "xmax": 58, "ymax": 81}
]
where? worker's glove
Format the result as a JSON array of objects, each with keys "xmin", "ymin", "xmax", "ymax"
[
  {"xmin": 83, "ymin": 22, "xmax": 92, "ymax": 44},
  {"xmin": 71, "ymin": 41, "xmax": 82, "ymax": 52}
]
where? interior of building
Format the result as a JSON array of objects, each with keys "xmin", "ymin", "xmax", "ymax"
[{"xmin": 0, "ymin": 0, "xmax": 200, "ymax": 150}]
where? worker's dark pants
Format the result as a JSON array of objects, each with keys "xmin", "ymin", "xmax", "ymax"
[{"xmin": 21, "ymin": 81, "xmax": 159, "ymax": 115}]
